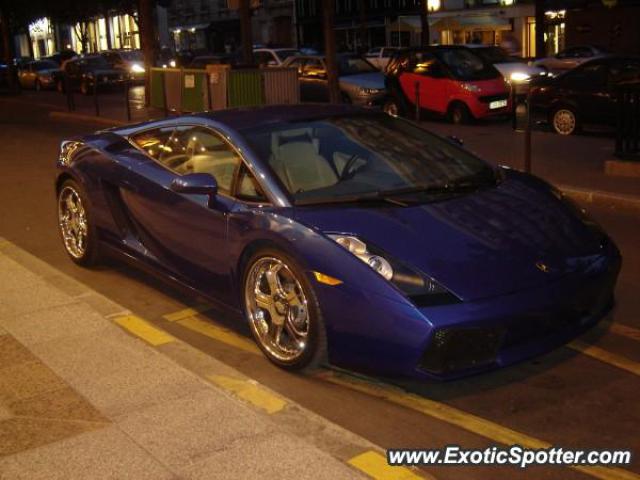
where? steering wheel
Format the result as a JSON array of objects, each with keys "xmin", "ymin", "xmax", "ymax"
[{"xmin": 339, "ymin": 154, "xmax": 368, "ymax": 181}]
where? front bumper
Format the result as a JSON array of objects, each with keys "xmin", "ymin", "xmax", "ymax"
[
  {"xmin": 467, "ymin": 93, "xmax": 511, "ymax": 119},
  {"xmin": 350, "ymin": 91, "xmax": 387, "ymax": 108},
  {"xmin": 323, "ymin": 245, "xmax": 621, "ymax": 380}
]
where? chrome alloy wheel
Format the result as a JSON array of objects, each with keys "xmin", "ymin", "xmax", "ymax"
[
  {"xmin": 553, "ymin": 109, "xmax": 576, "ymax": 135},
  {"xmin": 245, "ymin": 257, "xmax": 310, "ymax": 362},
  {"xmin": 58, "ymin": 186, "xmax": 88, "ymax": 259}
]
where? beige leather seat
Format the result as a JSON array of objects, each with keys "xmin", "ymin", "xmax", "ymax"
[{"xmin": 270, "ymin": 131, "xmax": 337, "ymax": 193}]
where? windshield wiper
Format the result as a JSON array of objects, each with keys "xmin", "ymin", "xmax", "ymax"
[{"xmin": 295, "ymin": 190, "xmax": 410, "ymax": 207}]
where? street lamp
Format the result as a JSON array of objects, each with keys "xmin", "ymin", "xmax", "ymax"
[{"xmin": 427, "ymin": 0, "xmax": 441, "ymax": 12}]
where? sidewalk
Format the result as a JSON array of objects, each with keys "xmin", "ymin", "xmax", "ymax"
[{"xmin": 0, "ymin": 239, "xmax": 394, "ymax": 480}]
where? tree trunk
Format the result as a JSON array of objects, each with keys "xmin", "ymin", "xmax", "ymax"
[
  {"xmin": 534, "ymin": 0, "xmax": 546, "ymax": 58},
  {"xmin": 420, "ymin": 0, "xmax": 430, "ymax": 46},
  {"xmin": 357, "ymin": 0, "xmax": 367, "ymax": 53},
  {"xmin": 322, "ymin": 0, "xmax": 340, "ymax": 104},
  {"xmin": 138, "ymin": 0, "xmax": 157, "ymax": 106},
  {"xmin": 239, "ymin": 0, "xmax": 253, "ymax": 65},
  {"xmin": 104, "ymin": 11, "xmax": 113, "ymax": 50}
]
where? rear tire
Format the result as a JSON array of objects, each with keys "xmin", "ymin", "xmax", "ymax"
[
  {"xmin": 383, "ymin": 97, "xmax": 400, "ymax": 117},
  {"xmin": 551, "ymin": 106, "xmax": 579, "ymax": 135},
  {"xmin": 57, "ymin": 179, "xmax": 101, "ymax": 266},
  {"xmin": 448, "ymin": 101, "xmax": 472, "ymax": 125},
  {"xmin": 242, "ymin": 248, "xmax": 327, "ymax": 372}
]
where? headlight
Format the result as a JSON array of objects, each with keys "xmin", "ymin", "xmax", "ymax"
[
  {"xmin": 130, "ymin": 63, "xmax": 145, "ymax": 73},
  {"xmin": 169, "ymin": 60, "xmax": 177, "ymax": 68},
  {"xmin": 510, "ymin": 71, "xmax": 530, "ymax": 82},
  {"xmin": 462, "ymin": 83, "xmax": 481, "ymax": 92},
  {"xmin": 358, "ymin": 87, "xmax": 383, "ymax": 95},
  {"xmin": 328, "ymin": 234, "xmax": 458, "ymax": 304}
]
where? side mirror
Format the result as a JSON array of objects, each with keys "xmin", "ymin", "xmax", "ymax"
[{"xmin": 170, "ymin": 173, "xmax": 218, "ymax": 200}]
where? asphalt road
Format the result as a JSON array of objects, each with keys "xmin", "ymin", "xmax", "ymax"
[{"xmin": 1, "ymin": 100, "xmax": 639, "ymax": 480}]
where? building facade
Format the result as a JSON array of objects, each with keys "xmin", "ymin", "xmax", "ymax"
[{"xmin": 168, "ymin": 0, "xmax": 296, "ymax": 53}]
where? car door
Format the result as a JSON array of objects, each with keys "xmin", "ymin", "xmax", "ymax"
[
  {"xmin": 398, "ymin": 52, "xmax": 449, "ymax": 114},
  {"xmin": 123, "ymin": 124, "xmax": 243, "ymax": 302},
  {"xmin": 559, "ymin": 61, "xmax": 611, "ymax": 124}
]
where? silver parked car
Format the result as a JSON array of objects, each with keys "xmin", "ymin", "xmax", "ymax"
[
  {"xmin": 365, "ymin": 47, "xmax": 399, "ymax": 70},
  {"xmin": 532, "ymin": 45, "xmax": 610, "ymax": 74},
  {"xmin": 282, "ymin": 53, "xmax": 386, "ymax": 106}
]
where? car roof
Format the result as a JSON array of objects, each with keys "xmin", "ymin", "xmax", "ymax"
[{"xmin": 196, "ymin": 104, "xmax": 371, "ymax": 131}]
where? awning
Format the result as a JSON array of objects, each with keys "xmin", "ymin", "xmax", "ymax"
[
  {"xmin": 387, "ymin": 16, "xmax": 438, "ymax": 33},
  {"xmin": 431, "ymin": 16, "xmax": 511, "ymax": 31}
]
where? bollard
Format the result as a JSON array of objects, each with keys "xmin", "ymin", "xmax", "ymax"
[
  {"xmin": 414, "ymin": 81, "xmax": 420, "ymax": 122},
  {"xmin": 124, "ymin": 80, "xmax": 131, "ymax": 121},
  {"xmin": 510, "ymin": 83, "xmax": 517, "ymax": 131},
  {"xmin": 65, "ymin": 74, "xmax": 75, "ymax": 111},
  {"xmin": 523, "ymin": 86, "xmax": 532, "ymax": 174},
  {"xmin": 93, "ymin": 80, "xmax": 100, "ymax": 117}
]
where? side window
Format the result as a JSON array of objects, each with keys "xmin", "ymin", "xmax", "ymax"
[
  {"xmin": 160, "ymin": 126, "xmax": 242, "ymax": 195},
  {"xmin": 235, "ymin": 164, "xmax": 268, "ymax": 202},
  {"xmin": 566, "ymin": 63, "xmax": 608, "ymax": 87},
  {"xmin": 610, "ymin": 62, "xmax": 640, "ymax": 85},
  {"xmin": 130, "ymin": 126, "xmax": 175, "ymax": 160}
]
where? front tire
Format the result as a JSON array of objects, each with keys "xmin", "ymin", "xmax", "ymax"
[
  {"xmin": 243, "ymin": 249, "xmax": 327, "ymax": 371},
  {"xmin": 57, "ymin": 179, "xmax": 101, "ymax": 266},
  {"xmin": 448, "ymin": 101, "xmax": 472, "ymax": 124}
]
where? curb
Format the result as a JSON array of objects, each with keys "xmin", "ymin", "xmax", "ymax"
[
  {"xmin": 49, "ymin": 110, "xmax": 127, "ymax": 127},
  {"xmin": 558, "ymin": 184, "xmax": 640, "ymax": 214}
]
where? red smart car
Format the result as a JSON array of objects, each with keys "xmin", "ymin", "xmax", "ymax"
[{"xmin": 384, "ymin": 46, "xmax": 511, "ymax": 124}]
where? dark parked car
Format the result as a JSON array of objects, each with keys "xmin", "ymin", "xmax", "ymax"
[
  {"xmin": 46, "ymin": 49, "xmax": 78, "ymax": 66},
  {"xmin": 530, "ymin": 56, "xmax": 640, "ymax": 135},
  {"xmin": 101, "ymin": 49, "xmax": 145, "ymax": 82},
  {"xmin": 18, "ymin": 59, "xmax": 61, "ymax": 90},
  {"xmin": 532, "ymin": 45, "xmax": 610, "ymax": 74},
  {"xmin": 282, "ymin": 53, "xmax": 386, "ymax": 106},
  {"xmin": 59, "ymin": 55, "xmax": 125, "ymax": 94},
  {"xmin": 188, "ymin": 54, "xmax": 239, "ymax": 69},
  {"xmin": 54, "ymin": 104, "xmax": 620, "ymax": 379}
]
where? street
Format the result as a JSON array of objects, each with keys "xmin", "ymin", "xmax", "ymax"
[{"xmin": 0, "ymin": 98, "xmax": 638, "ymax": 480}]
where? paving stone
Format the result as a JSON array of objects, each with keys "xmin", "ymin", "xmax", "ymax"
[
  {"xmin": 2, "ymin": 302, "xmax": 107, "ymax": 346},
  {"xmin": 0, "ymin": 361, "xmax": 67, "ymax": 404},
  {"xmin": 180, "ymin": 431, "xmax": 364, "ymax": 480},
  {"xmin": 0, "ymin": 402, "xmax": 11, "ymax": 421},
  {"xmin": 0, "ymin": 283, "xmax": 73, "ymax": 320},
  {"xmin": 0, "ymin": 256, "xmax": 42, "ymax": 291},
  {"xmin": 27, "ymin": 327, "xmax": 210, "ymax": 418},
  {"xmin": 0, "ymin": 426, "xmax": 176, "ymax": 479},
  {"xmin": 0, "ymin": 335, "xmax": 34, "ymax": 368},
  {"xmin": 8, "ymin": 386, "xmax": 107, "ymax": 424},
  {"xmin": 115, "ymin": 387, "xmax": 273, "ymax": 468},
  {"xmin": 0, "ymin": 416, "xmax": 105, "ymax": 457}
]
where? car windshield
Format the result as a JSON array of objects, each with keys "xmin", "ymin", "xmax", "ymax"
[
  {"xmin": 34, "ymin": 60, "xmax": 58, "ymax": 70},
  {"xmin": 472, "ymin": 47, "xmax": 517, "ymax": 64},
  {"xmin": 276, "ymin": 50, "xmax": 300, "ymax": 60},
  {"xmin": 338, "ymin": 56, "xmax": 377, "ymax": 76},
  {"xmin": 243, "ymin": 114, "xmax": 496, "ymax": 205},
  {"xmin": 85, "ymin": 57, "xmax": 111, "ymax": 68},
  {"xmin": 119, "ymin": 51, "xmax": 143, "ymax": 61},
  {"xmin": 434, "ymin": 48, "xmax": 497, "ymax": 81}
]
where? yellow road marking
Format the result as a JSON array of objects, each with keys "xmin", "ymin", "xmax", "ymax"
[
  {"xmin": 348, "ymin": 451, "xmax": 430, "ymax": 480},
  {"xmin": 176, "ymin": 316, "xmax": 261, "ymax": 355},
  {"xmin": 568, "ymin": 340, "xmax": 640, "ymax": 376},
  {"xmin": 163, "ymin": 303, "xmax": 214, "ymax": 322},
  {"xmin": 114, "ymin": 314, "xmax": 174, "ymax": 346},
  {"xmin": 208, "ymin": 374, "xmax": 286, "ymax": 414},
  {"xmin": 321, "ymin": 371, "xmax": 640, "ymax": 480},
  {"xmin": 609, "ymin": 323, "xmax": 640, "ymax": 343}
]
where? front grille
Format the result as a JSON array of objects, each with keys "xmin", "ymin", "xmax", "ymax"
[
  {"xmin": 479, "ymin": 94, "xmax": 508, "ymax": 104},
  {"xmin": 419, "ymin": 327, "xmax": 505, "ymax": 375}
]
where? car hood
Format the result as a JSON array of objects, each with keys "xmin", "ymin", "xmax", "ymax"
[
  {"xmin": 293, "ymin": 177, "xmax": 605, "ymax": 301},
  {"xmin": 339, "ymin": 72, "xmax": 385, "ymax": 89}
]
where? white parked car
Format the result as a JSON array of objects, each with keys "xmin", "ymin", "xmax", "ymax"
[
  {"xmin": 254, "ymin": 48, "xmax": 301, "ymax": 67},
  {"xmin": 464, "ymin": 45, "xmax": 544, "ymax": 84},
  {"xmin": 365, "ymin": 47, "xmax": 399, "ymax": 70},
  {"xmin": 532, "ymin": 45, "xmax": 610, "ymax": 74}
]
